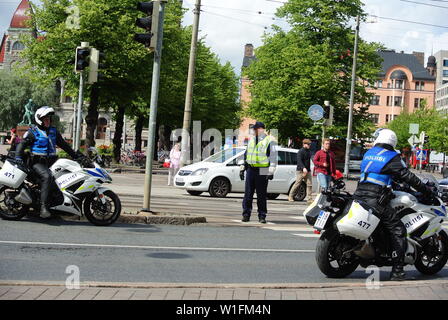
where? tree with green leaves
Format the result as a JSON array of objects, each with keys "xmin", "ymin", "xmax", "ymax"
[
  {"xmin": 245, "ymin": 0, "xmax": 383, "ymax": 143},
  {"xmin": 20, "ymin": 0, "xmax": 240, "ymax": 161},
  {"xmin": 0, "ymin": 71, "xmax": 60, "ymax": 131}
]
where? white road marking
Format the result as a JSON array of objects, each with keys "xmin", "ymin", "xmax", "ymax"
[
  {"xmin": 292, "ymin": 216, "xmax": 307, "ymax": 221},
  {"xmin": 231, "ymin": 220, "xmax": 275, "ymax": 225},
  {"xmin": 292, "ymin": 233, "xmax": 321, "ymax": 238},
  {"xmin": 262, "ymin": 226, "xmax": 313, "ymax": 232},
  {"xmin": 0, "ymin": 240, "xmax": 314, "ymax": 253}
]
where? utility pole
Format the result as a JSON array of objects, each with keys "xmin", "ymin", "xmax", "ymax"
[
  {"xmin": 343, "ymin": 16, "xmax": 360, "ymax": 179},
  {"xmin": 142, "ymin": 1, "xmax": 168, "ymax": 212},
  {"xmin": 180, "ymin": 0, "xmax": 201, "ymax": 167},
  {"xmin": 74, "ymin": 41, "xmax": 90, "ymax": 151}
]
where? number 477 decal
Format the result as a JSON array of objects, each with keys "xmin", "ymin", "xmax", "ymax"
[{"xmin": 358, "ymin": 220, "xmax": 371, "ymax": 230}]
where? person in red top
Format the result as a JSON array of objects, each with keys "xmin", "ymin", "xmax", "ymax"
[{"xmin": 313, "ymin": 139, "xmax": 336, "ymax": 190}]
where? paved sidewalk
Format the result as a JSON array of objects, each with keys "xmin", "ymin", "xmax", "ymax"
[{"xmin": 1, "ymin": 281, "xmax": 447, "ymax": 300}]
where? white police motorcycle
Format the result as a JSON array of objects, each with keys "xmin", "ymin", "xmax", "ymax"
[
  {"xmin": 0, "ymin": 148, "xmax": 121, "ymax": 226},
  {"xmin": 304, "ymin": 175, "xmax": 448, "ymax": 278}
]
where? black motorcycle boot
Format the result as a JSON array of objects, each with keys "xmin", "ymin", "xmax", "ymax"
[
  {"xmin": 40, "ymin": 205, "xmax": 51, "ymax": 219},
  {"xmin": 390, "ymin": 265, "xmax": 406, "ymax": 281}
]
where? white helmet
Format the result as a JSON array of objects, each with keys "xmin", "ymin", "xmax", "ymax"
[
  {"xmin": 35, "ymin": 106, "xmax": 55, "ymax": 126},
  {"xmin": 373, "ymin": 128, "xmax": 397, "ymax": 148}
]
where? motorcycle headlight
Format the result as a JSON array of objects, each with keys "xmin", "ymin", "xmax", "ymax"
[
  {"xmin": 101, "ymin": 168, "xmax": 112, "ymax": 181},
  {"xmin": 191, "ymin": 168, "xmax": 208, "ymax": 176}
]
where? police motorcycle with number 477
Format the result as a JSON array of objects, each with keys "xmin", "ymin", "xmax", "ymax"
[
  {"xmin": 304, "ymin": 175, "xmax": 448, "ymax": 278},
  {"xmin": 0, "ymin": 147, "xmax": 121, "ymax": 226}
]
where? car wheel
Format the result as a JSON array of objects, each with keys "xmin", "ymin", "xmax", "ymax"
[
  {"xmin": 267, "ymin": 193, "xmax": 280, "ymax": 200},
  {"xmin": 292, "ymin": 182, "xmax": 307, "ymax": 201},
  {"xmin": 209, "ymin": 177, "xmax": 230, "ymax": 198},
  {"xmin": 187, "ymin": 191, "xmax": 203, "ymax": 196}
]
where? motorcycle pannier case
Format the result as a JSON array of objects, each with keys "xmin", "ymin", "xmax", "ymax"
[
  {"xmin": 0, "ymin": 160, "xmax": 27, "ymax": 189},
  {"xmin": 336, "ymin": 201, "xmax": 380, "ymax": 240}
]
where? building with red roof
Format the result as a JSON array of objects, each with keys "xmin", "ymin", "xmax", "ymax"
[{"xmin": 0, "ymin": 0, "xmax": 35, "ymax": 71}]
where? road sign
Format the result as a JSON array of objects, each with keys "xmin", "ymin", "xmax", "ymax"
[
  {"xmin": 416, "ymin": 149, "xmax": 427, "ymax": 161},
  {"xmin": 408, "ymin": 135, "xmax": 419, "ymax": 146},
  {"xmin": 419, "ymin": 131, "xmax": 426, "ymax": 146},
  {"xmin": 308, "ymin": 104, "xmax": 324, "ymax": 121},
  {"xmin": 409, "ymin": 123, "xmax": 419, "ymax": 135}
]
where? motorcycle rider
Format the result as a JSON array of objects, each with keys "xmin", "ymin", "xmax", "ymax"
[
  {"xmin": 15, "ymin": 106, "xmax": 83, "ymax": 219},
  {"xmin": 354, "ymin": 128, "xmax": 435, "ymax": 281}
]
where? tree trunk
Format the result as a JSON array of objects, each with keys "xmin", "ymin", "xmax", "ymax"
[
  {"xmin": 85, "ymin": 85, "xmax": 99, "ymax": 148},
  {"xmin": 112, "ymin": 105, "xmax": 126, "ymax": 163},
  {"xmin": 134, "ymin": 116, "xmax": 144, "ymax": 152}
]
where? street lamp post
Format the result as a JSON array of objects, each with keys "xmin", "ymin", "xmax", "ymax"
[{"xmin": 343, "ymin": 16, "xmax": 360, "ymax": 179}]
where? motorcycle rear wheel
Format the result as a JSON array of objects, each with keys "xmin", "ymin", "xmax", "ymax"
[
  {"xmin": 316, "ymin": 228, "xmax": 360, "ymax": 278},
  {"xmin": 415, "ymin": 230, "xmax": 448, "ymax": 275},
  {"xmin": 83, "ymin": 190, "xmax": 121, "ymax": 226},
  {"xmin": 0, "ymin": 186, "xmax": 29, "ymax": 220}
]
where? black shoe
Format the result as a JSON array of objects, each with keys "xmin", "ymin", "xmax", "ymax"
[
  {"xmin": 242, "ymin": 216, "xmax": 250, "ymax": 222},
  {"xmin": 390, "ymin": 266, "xmax": 406, "ymax": 281},
  {"xmin": 40, "ymin": 205, "xmax": 51, "ymax": 219},
  {"xmin": 259, "ymin": 217, "xmax": 266, "ymax": 224}
]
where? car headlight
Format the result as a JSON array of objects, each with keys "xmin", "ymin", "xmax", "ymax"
[{"xmin": 191, "ymin": 168, "xmax": 208, "ymax": 176}]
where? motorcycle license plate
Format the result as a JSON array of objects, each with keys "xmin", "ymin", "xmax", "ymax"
[{"xmin": 314, "ymin": 211, "xmax": 330, "ymax": 230}]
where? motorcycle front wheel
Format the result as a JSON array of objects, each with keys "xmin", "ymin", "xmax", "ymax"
[
  {"xmin": 415, "ymin": 230, "xmax": 448, "ymax": 275},
  {"xmin": 83, "ymin": 190, "xmax": 121, "ymax": 226},
  {"xmin": 0, "ymin": 186, "xmax": 29, "ymax": 220},
  {"xmin": 315, "ymin": 227, "xmax": 360, "ymax": 278}
]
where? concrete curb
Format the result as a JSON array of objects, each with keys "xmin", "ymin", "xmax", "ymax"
[
  {"xmin": 58, "ymin": 213, "xmax": 207, "ymax": 226},
  {"xmin": 0, "ymin": 280, "xmax": 447, "ymax": 290}
]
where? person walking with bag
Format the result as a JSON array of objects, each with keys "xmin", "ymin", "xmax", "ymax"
[
  {"xmin": 168, "ymin": 143, "xmax": 181, "ymax": 186},
  {"xmin": 288, "ymin": 139, "xmax": 313, "ymax": 203}
]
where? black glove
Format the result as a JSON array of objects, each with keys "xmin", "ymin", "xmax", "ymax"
[
  {"xmin": 15, "ymin": 156, "xmax": 24, "ymax": 166},
  {"xmin": 240, "ymin": 170, "xmax": 245, "ymax": 181},
  {"xmin": 268, "ymin": 174, "xmax": 274, "ymax": 181}
]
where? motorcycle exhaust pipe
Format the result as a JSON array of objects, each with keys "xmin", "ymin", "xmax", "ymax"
[{"xmin": 14, "ymin": 187, "xmax": 33, "ymax": 205}]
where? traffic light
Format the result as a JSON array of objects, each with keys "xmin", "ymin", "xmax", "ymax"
[
  {"xmin": 134, "ymin": 1, "xmax": 160, "ymax": 50},
  {"xmin": 323, "ymin": 101, "xmax": 334, "ymax": 126},
  {"xmin": 75, "ymin": 47, "xmax": 90, "ymax": 72},
  {"xmin": 88, "ymin": 48, "xmax": 105, "ymax": 84}
]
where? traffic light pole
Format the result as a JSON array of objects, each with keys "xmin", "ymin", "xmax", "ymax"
[
  {"xmin": 74, "ymin": 71, "xmax": 85, "ymax": 151},
  {"xmin": 142, "ymin": 1, "xmax": 167, "ymax": 212},
  {"xmin": 180, "ymin": 0, "xmax": 201, "ymax": 168},
  {"xmin": 343, "ymin": 15, "xmax": 360, "ymax": 179}
]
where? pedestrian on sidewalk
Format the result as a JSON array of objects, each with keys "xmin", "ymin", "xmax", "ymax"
[
  {"xmin": 6, "ymin": 127, "xmax": 21, "ymax": 154},
  {"xmin": 240, "ymin": 121, "xmax": 277, "ymax": 224},
  {"xmin": 288, "ymin": 139, "xmax": 313, "ymax": 203},
  {"xmin": 313, "ymin": 139, "xmax": 336, "ymax": 191},
  {"xmin": 168, "ymin": 143, "xmax": 181, "ymax": 186}
]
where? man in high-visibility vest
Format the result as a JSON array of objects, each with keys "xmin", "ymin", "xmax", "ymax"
[{"xmin": 240, "ymin": 121, "xmax": 277, "ymax": 223}]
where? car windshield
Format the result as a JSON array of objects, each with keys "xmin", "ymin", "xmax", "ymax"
[{"xmin": 203, "ymin": 148, "xmax": 245, "ymax": 163}]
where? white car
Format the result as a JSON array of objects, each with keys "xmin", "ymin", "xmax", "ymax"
[{"xmin": 174, "ymin": 147, "xmax": 317, "ymax": 200}]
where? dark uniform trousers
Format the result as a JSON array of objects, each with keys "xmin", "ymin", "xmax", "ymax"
[{"xmin": 242, "ymin": 167, "xmax": 269, "ymax": 219}]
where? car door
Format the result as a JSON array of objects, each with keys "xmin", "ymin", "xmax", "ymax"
[
  {"xmin": 226, "ymin": 154, "xmax": 245, "ymax": 192},
  {"xmin": 268, "ymin": 150, "xmax": 293, "ymax": 193}
]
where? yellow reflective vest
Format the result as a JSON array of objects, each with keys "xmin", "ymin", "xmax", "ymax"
[{"xmin": 246, "ymin": 135, "xmax": 272, "ymax": 168}]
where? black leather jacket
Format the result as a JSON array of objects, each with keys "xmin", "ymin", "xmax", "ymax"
[{"xmin": 354, "ymin": 143, "xmax": 428, "ymax": 201}]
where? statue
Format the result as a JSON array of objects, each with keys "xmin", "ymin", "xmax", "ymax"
[{"xmin": 19, "ymin": 99, "xmax": 36, "ymax": 126}]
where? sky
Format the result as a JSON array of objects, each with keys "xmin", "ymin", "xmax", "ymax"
[{"xmin": 2, "ymin": 0, "xmax": 448, "ymax": 74}]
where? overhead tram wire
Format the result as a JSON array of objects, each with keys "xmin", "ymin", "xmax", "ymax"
[
  {"xmin": 369, "ymin": 15, "xmax": 448, "ymax": 29},
  {"xmin": 399, "ymin": 0, "xmax": 448, "ymax": 9},
  {"xmin": 201, "ymin": 9, "xmax": 273, "ymax": 29}
]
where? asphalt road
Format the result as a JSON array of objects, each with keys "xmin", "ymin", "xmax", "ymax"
[{"xmin": 1, "ymin": 219, "xmax": 447, "ymax": 284}]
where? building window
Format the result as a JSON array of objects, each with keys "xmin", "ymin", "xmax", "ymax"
[
  {"xmin": 370, "ymin": 95, "xmax": 380, "ymax": 105},
  {"xmin": 415, "ymin": 81, "xmax": 425, "ymax": 91},
  {"xmin": 387, "ymin": 83, "xmax": 392, "ymax": 89},
  {"xmin": 444, "ymin": 60, "xmax": 448, "ymax": 67},
  {"xmin": 414, "ymin": 98, "xmax": 421, "ymax": 109},
  {"xmin": 394, "ymin": 96, "xmax": 402, "ymax": 106},
  {"xmin": 386, "ymin": 96, "xmax": 391, "ymax": 106},
  {"xmin": 385, "ymin": 114, "xmax": 391, "ymax": 123},
  {"xmin": 12, "ymin": 41, "xmax": 25, "ymax": 51},
  {"xmin": 6, "ymin": 41, "xmax": 10, "ymax": 52},
  {"xmin": 371, "ymin": 114, "xmax": 379, "ymax": 124},
  {"xmin": 394, "ymin": 80, "xmax": 404, "ymax": 89},
  {"xmin": 375, "ymin": 80, "xmax": 383, "ymax": 88},
  {"xmin": 443, "ymin": 70, "xmax": 448, "ymax": 77}
]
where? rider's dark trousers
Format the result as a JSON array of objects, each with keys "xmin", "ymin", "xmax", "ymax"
[
  {"xmin": 32, "ymin": 163, "xmax": 52, "ymax": 207},
  {"xmin": 355, "ymin": 196, "xmax": 407, "ymax": 266}
]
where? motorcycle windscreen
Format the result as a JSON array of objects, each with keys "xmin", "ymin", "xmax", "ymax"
[
  {"xmin": 303, "ymin": 193, "xmax": 329, "ymax": 225},
  {"xmin": 336, "ymin": 200, "xmax": 380, "ymax": 240},
  {"xmin": 0, "ymin": 160, "xmax": 27, "ymax": 189}
]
